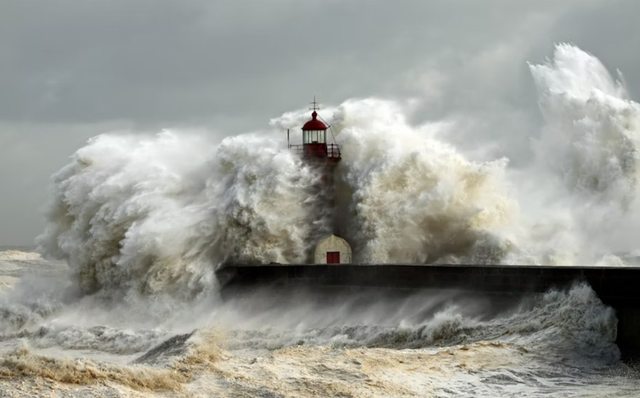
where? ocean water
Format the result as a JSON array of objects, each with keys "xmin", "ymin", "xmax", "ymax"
[
  {"xmin": 0, "ymin": 250, "xmax": 638, "ymax": 397},
  {"xmin": 2, "ymin": 43, "xmax": 640, "ymax": 396}
]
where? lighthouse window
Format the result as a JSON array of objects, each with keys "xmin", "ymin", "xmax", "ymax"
[{"xmin": 303, "ymin": 130, "xmax": 327, "ymax": 144}]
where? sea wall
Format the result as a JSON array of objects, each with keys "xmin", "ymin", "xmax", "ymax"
[{"xmin": 216, "ymin": 264, "xmax": 640, "ymax": 361}]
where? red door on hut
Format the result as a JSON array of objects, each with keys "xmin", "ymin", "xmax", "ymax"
[{"xmin": 326, "ymin": 251, "xmax": 340, "ymax": 264}]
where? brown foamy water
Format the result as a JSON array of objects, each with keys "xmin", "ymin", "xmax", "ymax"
[{"xmin": 1, "ymin": 251, "xmax": 639, "ymax": 397}]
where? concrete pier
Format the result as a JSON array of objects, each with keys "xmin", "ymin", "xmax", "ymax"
[{"xmin": 216, "ymin": 264, "xmax": 640, "ymax": 361}]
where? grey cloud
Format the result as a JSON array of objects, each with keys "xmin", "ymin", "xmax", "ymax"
[{"xmin": 0, "ymin": 0, "xmax": 607, "ymax": 124}]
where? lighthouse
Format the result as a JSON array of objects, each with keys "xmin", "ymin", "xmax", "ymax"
[{"xmin": 288, "ymin": 99, "xmax": 352, "ymax": 264}]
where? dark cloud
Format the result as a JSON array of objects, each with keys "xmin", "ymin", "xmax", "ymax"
[
  {"xmin": 0, "ymin": 0, "xmax": 638, "ymax": 244},
  {"xmin": 0, "ymin": 0, "xmax": 609, "ymax": 124}
]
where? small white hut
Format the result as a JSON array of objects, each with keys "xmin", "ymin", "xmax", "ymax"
[{"xmin": 314, "ymin": 234, "xmax": 352, "ymax": 264}]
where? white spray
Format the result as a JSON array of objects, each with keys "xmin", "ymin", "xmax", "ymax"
[
  {"xmin": 36, "ymin": 131, "xmax": 320, "ymax": 299},
  {"xmin": 527, "ymin": 43, "xmax": 640, "ymax": 257},
  {"xmin": 36, "ymin": 44, "xmax": 640, "ymax": 300}
]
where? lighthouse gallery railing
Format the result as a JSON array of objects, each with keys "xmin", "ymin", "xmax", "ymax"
[{"xmin": 289, "ymin": 143, "xmax": 341, "ymax": 160}]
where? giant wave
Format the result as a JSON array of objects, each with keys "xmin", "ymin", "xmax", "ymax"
[{"xmin": 36, "ymin": 44, "xmax": 640, "ymax": 300}]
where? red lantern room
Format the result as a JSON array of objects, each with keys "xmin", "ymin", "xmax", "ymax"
[{"xmin": 288, "ymin": 98, "xmax": 341, "ymax": 165}]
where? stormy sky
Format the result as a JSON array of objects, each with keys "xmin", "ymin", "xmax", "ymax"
[{"xmin": 1, "ymin": 0, "xmax": 639, "ymax": 245}]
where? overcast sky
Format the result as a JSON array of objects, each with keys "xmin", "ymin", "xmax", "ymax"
[{"xmin": 1, "ymin": 0, "xmax": 639, "ymax": 245}]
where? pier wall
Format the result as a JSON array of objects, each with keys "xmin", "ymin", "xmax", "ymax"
[{"xmin": 216, "ymin": 264, "xmax": 640, "ymax": 361}]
